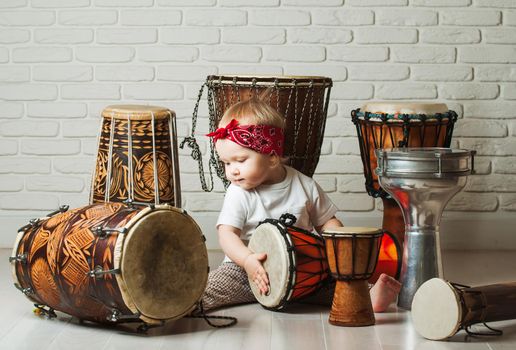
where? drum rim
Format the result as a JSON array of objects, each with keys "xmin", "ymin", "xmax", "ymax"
[
  {"xmin": 411, "ymin": 277, "xmax": 462, "ymax": 340},
  {"xmin": 322, "ymin": 227, "xmax": 383, "ymax": 237},
  {"xmin": 102, "ymin": 104, "xmax": 175, "ymax": 120},
  {"xmin": 207, "ymin": 74, "xmax": 333, "ymax": 87},
  {"xmin": 352, "ymin": 108, "xmax": 455, "ymax": 121},
  {"xmin": 377, "ymin": 147, "xmax": 474, "ymax": 159}
]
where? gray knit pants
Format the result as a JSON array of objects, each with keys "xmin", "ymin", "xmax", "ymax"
[{"xmin": 200, "ymin": 262, "xmax": 334, "ymax": 312}]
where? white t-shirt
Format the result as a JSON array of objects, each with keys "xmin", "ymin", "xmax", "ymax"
[{"xmin": 216, "ymin": 165, "xmax": 338, "ymax": 242}]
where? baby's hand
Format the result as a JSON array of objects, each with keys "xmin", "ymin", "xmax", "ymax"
[{"xmin": 244, "ymin": 253, "xmax": 269, "ymax": 295}]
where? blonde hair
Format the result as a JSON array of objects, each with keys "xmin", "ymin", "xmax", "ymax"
[{"xmin": 219, "ymin": 98, "xmax": 286, "ymax": 129}]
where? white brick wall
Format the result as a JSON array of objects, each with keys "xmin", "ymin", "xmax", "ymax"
[{"xmin": 1, "ymin": 1, "xmax": 516, "ymax": 251}]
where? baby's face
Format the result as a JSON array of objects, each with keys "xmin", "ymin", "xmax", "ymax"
[{"xmin": 216, "ymin": 139, "xmax": 275, "ymax": 190}]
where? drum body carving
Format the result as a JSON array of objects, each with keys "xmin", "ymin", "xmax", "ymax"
[
  {"xmin": 91, "ymin": 105, "xmax": 181, "ymax": 206},
  {"xmin": 412, "ymin": 278, "xmax": 516, "ymax": 340},
  {"xmin": 248, "ymin": 214, "xmax": 329, "ymax": 310},
  {"xmin": 184, "ymin": 75, "xmax": 333, "ymax": 190},
  {"xmin": 351, "ymin": 103, "xmax": 458, "ymax": 247},
  {"xmin": 10, "ymin": 203, "xmax": 208, "ymax": 324},
  {"xmin": 322, "ymin": 227, "xmax": 383, "ymax": 327},
  {"xmin": 376, "ymin": 147, "xmax": 475, "ymax": 309}
]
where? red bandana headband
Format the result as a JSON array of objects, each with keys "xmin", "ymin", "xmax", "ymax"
[{"xmin": 206, "ymin": 119, "xmax": 284, "ymax": 156}]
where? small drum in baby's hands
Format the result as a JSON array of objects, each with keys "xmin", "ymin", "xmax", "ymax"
[
  {"xmin": 322, "ymin": 227, "xmax": 383, "ymax": 327},
  {"xmin": 10, "ymin": 202, "xmax": 208, "ymax": 326},
  {"xmin": 248, "ymin": 213, "xmax": 329, "ymax": 310},
  {"xmin": 412, "ymin": 278, "xmax": 516, "ymax": 340}
]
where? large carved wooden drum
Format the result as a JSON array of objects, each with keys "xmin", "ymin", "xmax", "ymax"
[
  {"xmin": 10, "ymin": 203, "xmax": 208, "ymax": 325},
  {"xmin": 91, "ymin": 105, "xmax": 181, "ymax": 206}
]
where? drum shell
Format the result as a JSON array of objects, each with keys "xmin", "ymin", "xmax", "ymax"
[
  {"xmin": 11, "ymin": 203, "xmax": 208, "ymax": 324},
  {"xmin": 461, "ymin": 282, "xmax": 516, "ymax": 326},
  {"xmin": 207, "ymin": 75, "xmax": 332, "ymax": 178}
]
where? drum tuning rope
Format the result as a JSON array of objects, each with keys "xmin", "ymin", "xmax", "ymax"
[
  {"xmin": 186, "ymin": 300, "xmax": 238, "ymax": 328},
  {"xmin": 150, "ymin": 111, "xmax": 159, "ymax": 206},
  {"xmin": 105, "ymin": 113, "xmax": 116, "ymax": 202}
]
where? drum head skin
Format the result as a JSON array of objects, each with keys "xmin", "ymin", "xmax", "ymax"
[
  {"xmin": 248, "ymin": 223, "xmax": 290, "ymax": 309},
  {"xmin": 411, "ymin": 278, "xmax": 462, "ymax": 340},
  {"xmin": 121, "ymin": 208, "xmax": 208, "ymax": 320},
  {"xmin": 102, "ymin": 104, "xmax": 174, "ymax": 120},
  {"xmin": 362, "ymin": 102, "xmax": 448, "ymax": 116}
]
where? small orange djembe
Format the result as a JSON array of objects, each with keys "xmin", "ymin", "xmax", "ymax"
[{"xmin": 322, "ymin": 227, "xmax": 383, "ymax": 327}]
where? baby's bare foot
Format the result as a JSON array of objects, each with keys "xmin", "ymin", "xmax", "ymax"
[{"xmin": 369, "ymin": 273, "xmax": 402, "ymax": 312}]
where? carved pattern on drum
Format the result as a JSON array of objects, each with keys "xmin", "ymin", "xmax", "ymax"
[
  {"xmin": 31, "ymin": 257, "xmax": 61, "ymax": 309},
  {"xmin": 133, "ymin": 151, "xmax": 172, "ymax": 202}
]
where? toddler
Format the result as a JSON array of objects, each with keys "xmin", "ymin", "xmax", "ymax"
[{"xmin": 201, "ymin": 98, "xmax": 400, "ymax": 312}]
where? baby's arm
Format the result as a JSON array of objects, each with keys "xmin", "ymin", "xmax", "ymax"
[
  {"xmin": 218, "ymin": 224, "xmax": 270, "ymax": 295},
  {"xmin": 315, "ymin": 216, "xmax": 343, "ymax": 234}
]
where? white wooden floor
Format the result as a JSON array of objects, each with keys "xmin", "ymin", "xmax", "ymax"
[{"xmin": 2, "ymin": 248, "xmax": 516, "ymax": 350}]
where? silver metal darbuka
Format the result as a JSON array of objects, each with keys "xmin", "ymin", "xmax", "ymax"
[{"xmin": 375, "ymin": 148, "xmax": 475, "ymax": 310}]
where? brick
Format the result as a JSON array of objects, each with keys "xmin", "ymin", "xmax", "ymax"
[
  {"xmin": 328, "ymin": 47, "xmax": 389, "ymax": 62},
  {"xmin": 392, "ymin": 47, "xmax": 456, "ymax": 63},
  {"xmin": 459, "ymin": 45, "xmax": 516, "ymax": 63},
  {"xmin": 335, "ymin": 138, "xmax": 360, "ymax": 155},
  {"xmin": 289, "ymin": 28, "xmax": 352, "ymax": 44},
  {"xmin": 0, "ymin": 0, "xmax": 27, "ymax": 8},
  {"xmin": 0, "ymin": 194, "xmax": 59, "ymax": 210},
  {"xmin": 224, "ymin": 28, "xmax": 285, "ymax": 44},
  {"xmin": 22, "ymin": 140, "xmax": 81, "ymax": 156},
  {"xmin": 0, "ymin": 67, "xmax": 30, "ymax": 83},
  {"xmin": 12, "ymin": 47, "xmax": 72, "ymax": 63},
  {"xmin": 412, "ymin": 65, "xmax": 473, "ymax": 81},
  {"xmin": 0, "ymin": 157, "xmax": 50, "ymax": 174},
  {"xmin": 27, "ymin": 103, "xmax": 87, "ymax": 119},
  {"xmin": 484, "ymin": 28, "xmax": 516, "ymax": 44},
  {"xmin": 59, "ymin": 10, "xmax": 118, "ymax": 26},
  {"xmin": 62, "ymin": 120, "xmax": 98, "ymax": 137},
  {"xmin": 348, "ymin": 65, "xmax": 409, "ymax": 81},
  {"xmin": 157, "ymin": 65, "xmax": 217, "ymax": 81},
  {"xmin": 454, "ymin": 119, "xmax": 507, "ymax": 137},
  {"xmin": 185, "ymin": 10, "xmax": 247, "ymax": 26},
  {"xmin": 441, "ymin": 10, "xmax": 501, "ymax": 26},
  {"xmin": 494, "ymin": 157, "xmax": 516, "ymax": 174},
  {"xmin": 283, "ymin": 65, "xmax": 347, "ymax": 81},
  {"xmin": 53, "ymin": 157, "xmax": 94, "ymax": 174},
  {"xmin": 332, "ymin": 83, "xmax": 374, "ymax": 100},
  {"xmin": 347, "ymin": 0, "xmax": 407, "ymax": 5},
  {"xmin": 0, "ymin": 84, "xmax": 57, "ymax": 101},
  {"xmin": 466, "ymin": 174, "xmax": 516, "ymax": 193},
  {"xmin": 60, "ymin": 193, "xmax": 90, "ymax": 209},
  {"xmin": 0, "ymin": 140, "xmax": 17, "ymax": 155},
  {"xmin": 184, "ymin": 193, "xmax": 224, "ymax": 211},
  {"xmin": 0, "ymin": 11, "xmax": 55, "ymax": 26},
  {"xmin": 313, "ymin": 175, "xmax": 337, "ymax": 192},
  {"xmin": 464, "ymin": 102, "xmax": 516, "ymax": 119},
  {"xmin": 355, "ymin": 28, "xmax": 417, "ymax": 44},
  {"xmin": 159, "ymin": 0, "xmax": 216, "ymax": 6},
  {"xmin": 312, "ymin": 9, "xmax": 374, "ymax": 26},
  {"xmin": 421, "ymin": 28, "xmax": 480, "ymax": 44},
  {"xmin": 250, "ymin": 10, "xmax": 310, "ymax": 26},
  {"xmin": 500, "ymin": 194, "xmax": 516, "ymax": 211},
  {"xmin": 61, "ymin": 84, "xmax": 120, "ymax": 100},
  {"xmin": 202, "ymin": 46, "xmax": 261, "ymax": 63},
  {"xmin": 440, "ymin": 83, "xmax": 499, "ymax": 100},
  {"xmin": 0, "ymin": 49, "xmax": 7, "ymax": 63},
  {"xmin": 376, "ymin": 9, "xmax": 437, "ymax": 26},
  {"xmin": 0, "ymin": 176, "xmax": 23, "ymax": 192},
  {"xmin": 97, "ymin": 28, "xmax": 157, "ymax": 44},
  {"xmin": 0, "ymin": 29, "xmax": 30, "ymax": 44},
  {"xmin": 265, "ymin": 46, "xmax": 325, "ymax": 62},
  {"xmin": 27, "ymin": 176, "xmax": 84, "ymax": 193},
  {"xmin": 0, "ymin": 103, "xmax": 23, "ymax": 119},
  {"xmin": 32, "ymin": 0, "xmax": 90, "ymax": 7},
  {"xmin": 120, "ymin": 10, "xmax": 181, "ymax": 26},
  {"xmin": 316, "ymin": 155, "xmax": 363, "ymax": 174},
  {"xmin": 504, "ymin": 85, "xmax": 516, "ymax": 100},
  {"xmin": 220, "ymin": 0, "xmax": 278, "ymax": 5},
  {"xmin": 412, "ymin": 0, "xmax": 470, "ymax": 5},
  {"xmin": 82, "ymin": 139, "xmax": 98, "ymax": 155},
  {"xmin": 33, "ymin": 65, "xmax": 93, "ymax": 82},
  {"xmin": 34, "ymin": 29, "xmax": 93, "ymax": 44},
  {"xmin": 95, "ymin": 0, "xmax": 153, "ymax": 6},
  {"xmin": 218, "ymin": 65, "xmax": 283, "ymax": 76},
  {"xmin": 506, "ymin": 11, "xmax": 516, "ymax": 26},
  {"xmin": 446, "ymin": 193, "xmax": 497, "ymax": 212},
  {"xmin": 283, "ymin": 0, "xmax": 342, "ymax": 5},
  {"xmin": 123, "ymin": 83, "xmax": 183, "ymax": 100},
  {"xmin": 470, "ymin": 157, "xmax": 491, "ymax": 175},
  {"xmin": 460, "ymin": 138, "xmax": 516, "ymax": 156},
  {"xmin": 476, "ymin": 66, "xmax": 516, "ymax": 82},
  {"xmin": 337, "ymin": 175, "xmax": 367, "ymax": 193},
  {"xmin": 328, "ymin": 193, "xmax": 374, "ymax": 211},
  {"xmin": 0, "ymin": 121, "xmax": 59, "ymax": 137},
  {"xmin": 476, "ymin": 0, "xmax": 516, "ymax": 7},
  {"xmin": 376, "ymin": 83, "xmax": 437, "ymax": 99},
  {"xmin": 76, "ymin": 47, "xmax": 135, "ymax": 63},
  {"xmin": 161, "ymin": 28, "xmax": 220, "ymax": 44},
  {"xmin": 96, "ymin": 65, "xmax": 154, "ymax": 82},
  {"xmin": 138, "ymin": 46, "xmax": 199, "ymax": 62}
]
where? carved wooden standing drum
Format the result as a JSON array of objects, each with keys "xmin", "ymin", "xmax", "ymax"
[
  {"xmin": 91, "ymin": 105, "xmax": 181, "ymax": 206},
  {"xmin": 10, "ymin": 203, "xmax": 208, "ymax": 325}
]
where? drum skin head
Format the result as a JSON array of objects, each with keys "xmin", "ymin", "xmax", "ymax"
[
  {"xmin": 248, "ymin": 223, "xmax": 290, "ymax": 308},
  {"xmin": 411, "ymin": 278, "xmax": 462, "ymax": 340},
  {"xmin": 361, "ymin": 102, "xmax": 448, "ymax": 115},
  {"xmin": 102, "ymin": 104, "xmax": 173, "ymax": 120},
  {"xmin": 121, "ymin": 209, "xmax": 208, "ymax": 320}
]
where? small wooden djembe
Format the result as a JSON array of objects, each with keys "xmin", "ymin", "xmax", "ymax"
[{"xmin": 322, "ymin": 227, "xmax": 383, "ymax": 326}]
